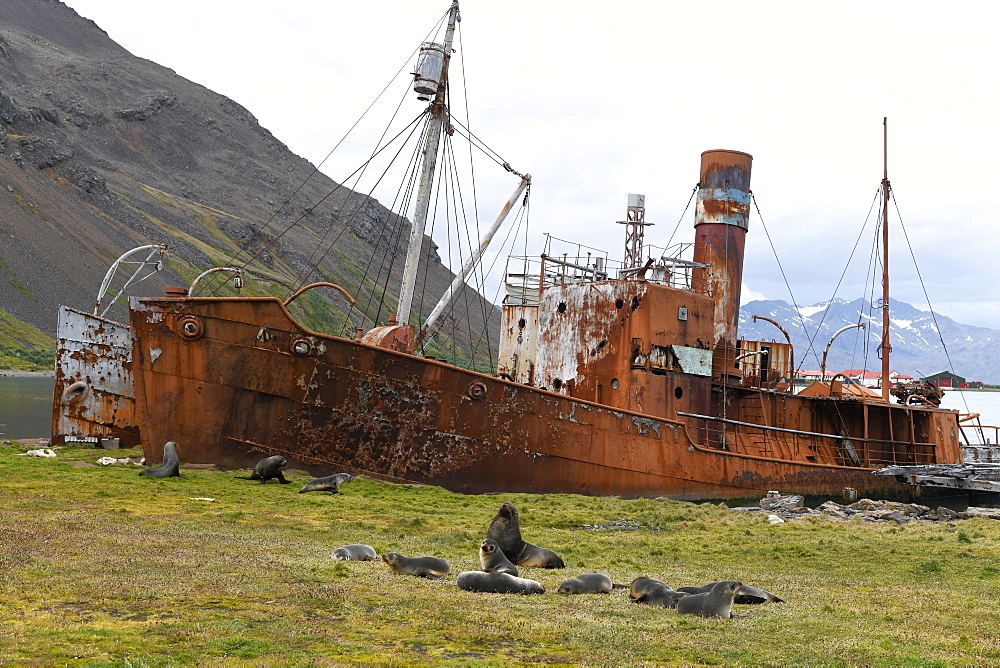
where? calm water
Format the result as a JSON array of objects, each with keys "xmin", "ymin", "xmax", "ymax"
[
  {"xmin": 0, "ymin": 376, "xmax": 54, "ymax": 439},
  {"xmin": 939, "ymin": 390, "xmax": 1000, "ymax": 443}
]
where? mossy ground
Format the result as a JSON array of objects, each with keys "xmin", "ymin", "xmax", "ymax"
[{"xmin": 2, "ymin": 443, "xmax": 999, "ymax": 665}]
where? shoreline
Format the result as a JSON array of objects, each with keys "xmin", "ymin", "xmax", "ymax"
[{"xmin": 0, "ymin": 370, "xmax": 54, "ymax": 377}]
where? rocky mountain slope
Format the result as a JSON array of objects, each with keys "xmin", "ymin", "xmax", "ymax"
[
  {"xmin": 0, "ymin": 0, "xmax": 500, "ymax": 368},
  {"xmin": 739, "ymin": 297, "xmax": 999, "ymax": 384}
]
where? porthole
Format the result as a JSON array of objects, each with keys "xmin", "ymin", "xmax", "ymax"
[
  {"xmin": 468, "ymin": 381, "xmax": 487, "ymax": 400},
  {"xmin": 610, "ymin": 378, "xmax": 620, "ymax": 390},
  {"xmin": 557, "ymin": 302, "xmax": 567, "ymax": 314},
  {"xmin": 62, "ymin": 380, "xmax": 89, "ymax": 405},
  {"xmin": 675, "ymin": 386, "xmax": 684, "ymax": 400},
  {"xmin": 553, "ymin": 378, "xmax": 563, "ymax": 390},
  {"xmin": 177, "ymin": 315, "xmax": 205, "ymax": 340},
  {"xmin": 518, "ymin": 318, "xmax": 526, "ymax": 329},
  {"xmin": 291, "ymin": 339, "xmax": 312, "ymax": 356},
  {"xmin": 615, "ymin": 298, "xmax": 624, "ymax": 309}
]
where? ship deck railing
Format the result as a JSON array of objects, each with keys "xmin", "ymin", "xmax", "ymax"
[{"xmin": 678, "ymin": 411, "xmax": 939, "ymax": 468}]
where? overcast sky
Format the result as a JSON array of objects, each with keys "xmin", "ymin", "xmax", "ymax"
[{"xmin": 66, "ymin": 0, "xmax": 1000, "ymax": 328}]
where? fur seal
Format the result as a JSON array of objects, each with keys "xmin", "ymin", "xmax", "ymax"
[
  {"xmin": 629, "ymin": 577, "xmax": 689, "ymax": 608},
  {"xmin": 235, "ymin": 455, "xmax": 290, "ymax": 485},
  {"xmin": 381, "ymin": 552, "xmax": 450, "ymax": 579},
  {"xmin": 676, "ymin": 580, "xmax": 742, "ymax": 618},
  {"xmin": 299, "ymin": 472, "xmax": 353, "ymax": 494},
  {"xmin": 456, "ymin": 570, "xmax": 544, "ymax": 595},
  {"xmin": 479, "ymin": 538, "xmax": 518, "ymax": 576},
  {"xmin": 485, "ymin": 502, "xmax": 565, "ymax": 568},
  {"xmin": 332, "ymin": 544, "xmax": 377, "ymax": 561},
  {"xmin": 557, "ymin": 573, "xmax": 613, "ymax": 594},
  {"xmin": 677, "ymin": 581, "xmax": 785, "ymax": 604},
  {"xmin": 139, "ymin": 441, "xmax": 180, "ymax": 478}
]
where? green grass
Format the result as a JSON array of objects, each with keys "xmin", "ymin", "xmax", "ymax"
[
  {"xmin": 10, "ymin": 278, "xmax": 37, "ymax": 301},
  {"xmin": 6, "ymin": 185, "xmax": 46, "ymax": 220},
  {"xmin": 4, "ymin": 446, "xmax": 999, "ymax": 664},
  {"xmin": 0, "ymin": 308, "xmax": 56, "ymax": 354}
]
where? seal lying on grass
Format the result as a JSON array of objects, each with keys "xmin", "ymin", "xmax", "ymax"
[
  {"xmin": 235, "ymin": 455, "xmax": 290, "ymax": 484},
  {"xmin": 557, "ymin": 573, "xmax": 614, "ymax": 594},
  {"xmin": 381, "ymin": 552, "xmax": 450, "ymax": 579},
  {"xmin": 457, "ymin": 571, "xmax": 544, "ymax": 594},
  {"xmin": 486, "ymin": 502, "xmax": 565, "ymax": 568},
  {"xmin": 677, "ymin": 581, "xmax": 785, "ymax": 604},
  {"xmin": 629, "ymin": 577, "xmax": 689, "ymax": 608},
  {"xmin": 333, "ymin": 544, "xmax": 377, "ymax": 561},
  {"xmin": 139, "ymin": 441, "xmax": 180, "ymax": 479},
  {"xmin": 676, "ymin": 580, "xmax": 742, "ymax": 618},
  {"xmin": 299, "ymin": 472, "xmax": 353, "ymax": 494}
]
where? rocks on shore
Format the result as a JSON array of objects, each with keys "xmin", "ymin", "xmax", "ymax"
[{"xmin": 733, "ymin": 493, "xmax": 1000, "ymax": 523}]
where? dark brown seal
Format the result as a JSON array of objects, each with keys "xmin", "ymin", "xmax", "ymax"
[
  {"xmin": 381, "ymin": 552, "xmax": 450, "ymax": 579},
  {"xmin": 139, "ymin": 441, "xmax": 180, "ymax": 478},
  {"xmin": 333, "ymin": 544, "xmax": 377, "ymax": 561},
  {"xmin": 557, "ymin": 573, "xmax": 613, "ymax": 594},
  {"xmin": 479, "ymin": 538, "xmax": 518, "ymax": 576},
  {"xmin": 676, "ymin": 580, "xmax": 742, "ymax": 618},
  {"xmin": 235, "ymin": 455, "xmax": 290, "ymax": 484},
  {"xmin": 456, "ymin": 571, "xmax": 544, "ymax": 594},
  {"xmin": 629, "ymin": 576, "xmax": 688, "ymax": 608},
  {"xmin": 677, "ymin": 581, "xmax": 785, "ymax": 605},
  {"xmin": 485, "ymin": 502, "xmax": 565, "ymax": 568}
]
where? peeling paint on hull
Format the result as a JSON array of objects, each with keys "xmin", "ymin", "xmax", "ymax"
[
  {"xmin": 51, "ymin": 306, "xmax": 139, "ymax": 446},
  {"xmin": 129, "ymin": 297, "xmax": 961, "ymax": 500}
]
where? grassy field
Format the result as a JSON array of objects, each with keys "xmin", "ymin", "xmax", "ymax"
[{"xmin": 2, "ymin": 442, "xmax": 1000, "ymax": 665}]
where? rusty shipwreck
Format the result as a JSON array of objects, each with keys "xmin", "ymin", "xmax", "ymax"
[{"xmin": 125, "ymin": 1, "xmax": 963, "ymax": 500}]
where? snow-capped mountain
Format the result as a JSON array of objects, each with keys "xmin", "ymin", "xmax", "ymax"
[{"xmin": 738, "ymin": 298, "xmax": 999, "ymax": 384}]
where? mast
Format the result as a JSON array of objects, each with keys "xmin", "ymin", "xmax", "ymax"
[
  {"xmin": 880, "ymin": 117, "xmax": 892, "ymax": 401},
  {"xmin": 417, "ymin": 173, "xmax": 531, "ymax": 346},
  {"xmin": 397, "ymin": 1, "xmax": 460, "ymax": 326}
]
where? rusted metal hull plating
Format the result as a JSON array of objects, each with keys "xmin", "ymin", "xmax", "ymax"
[
  {"xmin": 129, "ymin": 296, "xmax": 961, "ymax": 500},
  {"xmin": 51, "ymin": 306, "xmax": 139, "ymax": 446}
]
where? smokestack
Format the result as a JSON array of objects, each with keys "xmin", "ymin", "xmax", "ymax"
[{"xmin": 691, "ymin": 150, "xmax": 753, "ymax": 377}]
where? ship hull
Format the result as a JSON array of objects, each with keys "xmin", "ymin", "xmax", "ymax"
[
  {"xmin": 128, "ymin": 296, "xmax": 961, "ymax": 500},
  {"xmin": 51, "ymin": 306, "xmax": 139, "ymax": 447}
]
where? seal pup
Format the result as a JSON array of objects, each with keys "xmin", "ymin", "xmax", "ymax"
[
  {"xmin": 479, "ymin": 538, "xmax": 518, "ymax": 576},
  {"xmin": 557, "ymin": 573, "xmax": 613, "ymax": 595},
  {"xmin": 235, "ymin": 455, "xmax": 290, "ymax": 484},
  {"xmin": 485, "ymin": 502, "xmax": 565, "ymax": 568},
  {"xmin": 678, "ymin": 581, "xmax": 785, "ymax": 604},
  {"xmin": 381, "ymin": 552, "xmax": 450, "ymax": 579},
  {"xmin": 676, "ymin": 580, "xmax": 742, "ymax": 618},
  {"xmin": 139, "ymin": 441, "xmax": 181, "ymax": 478},
  {"xmin": 629, "ymin": 577, "xmax": 688, "ymax": 608},
  {"xmin": 333, "ymin": 544, "xmax": 377, "ymax": 561},
  {"xmin": 456, "ymin": 570, "xmax": 544, "ymax": 595},
  {"xmin": 299, "ymin": 472, "xmax": 353, "ymax": 494}
]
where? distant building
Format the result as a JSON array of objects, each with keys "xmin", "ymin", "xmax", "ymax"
[
  {"xmin": 793, "ymin": 370, "xmax": 823, "ymax": 383},
  {"xmin": 835, "ymin": 369, "xmax": 914, "ymax": 389},
  {"xmin": 921, "ymin": 371, "xmax": 983, "ymax": 389},
  {"xmin": 793, "ymin": 369, "xmax": 921, "ymax": 388}
]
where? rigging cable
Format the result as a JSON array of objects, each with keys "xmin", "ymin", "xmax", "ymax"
[
  {"xmin": 294, "ymin": 81, "xmax": 420, "ymax": 293},
  {"xmin": 202, "ymin": 9, "xmax": 450, "ymax": 298},
  {"xmin": 454, "ymin": 25, "xmax": 495, "ymax": 368},
  {"xmin": 661, "ymin": 185, "xmax": 699, "ymax": 252},
  {"xmin": 204, "ymin": 112, "xmax": 424, "ymax": 297},
  {"xmin": 890, "ymin": 188, "xmax": 973, "ymax": 418},
  {"xmin": 348, "ymin": 113, "xmax": 428, "ymax": 333},
  {"xmin": 777, "ymin": 187, "xmax": 882, "ymax": 373}
]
